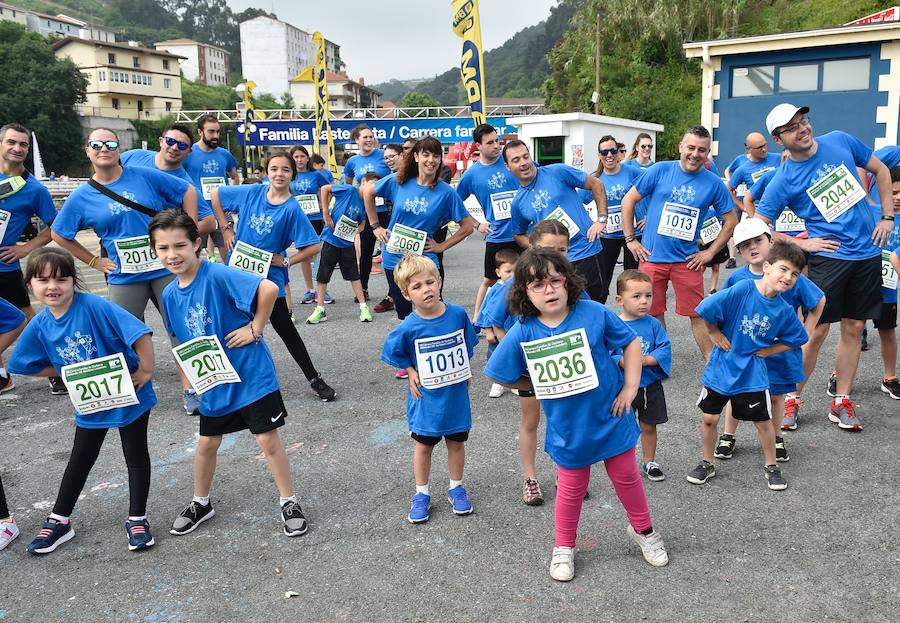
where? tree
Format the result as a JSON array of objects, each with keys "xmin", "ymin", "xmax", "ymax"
[
  {"xmin": 400, "ymin": 91, "xmax": 442, "ymax": 109},
  {"xmin": 0, "ymin": 23, "xmax": 88, "ymax": 174}
]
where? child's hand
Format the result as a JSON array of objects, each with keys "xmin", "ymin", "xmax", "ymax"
[
  {"xmin": 612, "ymin": 385, "xmax": 638, "ymax": 417},
  {"xmin": 710, "ymin": 329, "xmax": 731, "ymax": 352},
  {"xmin": 225, "ymin": 324, "xmax": 255, "ymax": 348},
  {"xmin": 408, "ymin": 368, "xmax": 422, "ymax": 399},
  {"xmin": 131, "ymin": 367, "xmax": 152, "ymax": 390}
]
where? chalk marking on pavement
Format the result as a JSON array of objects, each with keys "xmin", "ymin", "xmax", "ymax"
[{"xmin": 369, "ymin": 419, "xmax": 407, "ymax": 447}]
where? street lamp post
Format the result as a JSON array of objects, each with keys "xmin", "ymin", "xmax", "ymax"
[{"xmin": 235, "ymin": 80, "xmax": 256, "ymax": 179}]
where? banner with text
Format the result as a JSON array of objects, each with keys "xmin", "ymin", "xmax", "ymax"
[
  {"xmin": 452, "ymin": 0, "xmax": 488, "ymax": 128},
  {"xmin": 236, "ymin": 117, "xmax": 511, "ymax": 147},
  {"xmin": 313, "ymin": 31, "xmax": 339, "ymax": 174}
]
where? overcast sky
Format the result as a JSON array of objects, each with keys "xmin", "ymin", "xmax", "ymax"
[{"xmin": 226, "ymin": 0, "xmax": 555, "ymax": 83}]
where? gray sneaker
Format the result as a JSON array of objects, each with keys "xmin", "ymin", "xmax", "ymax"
[
  {"xmin": 182, "ymin": 389, "xmax": 201, "ymax": 416},
  {"xmin": 765, "ymin": 465, "xmax": 787, "ymax": 491},
  {"xmin": 686, "ymin": 461, "xmax": 716, "ymax": 485},
  {"xmin": 281, "ymin": 501, "xmax": 308, "ymax": 537}
]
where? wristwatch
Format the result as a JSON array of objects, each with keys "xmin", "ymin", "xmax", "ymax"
[
  {"xmin": 881, "ymin": 214, "xmax": 895, "ymax": 221},
  {"xmin": 624, "ymin": 234, "xmax": 636, "ymax": 243},
  {"xmin": 596, "ymin": 215, "xmax": 608, "ymax": 224}
]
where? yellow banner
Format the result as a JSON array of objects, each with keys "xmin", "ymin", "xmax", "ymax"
[
  {"xmin": 313, "ymin": 31, "xmax": 339, "ymax": 175},
  {"xmin": 452, "ymin": 0, "xmax": 487, "ymax": 127}
]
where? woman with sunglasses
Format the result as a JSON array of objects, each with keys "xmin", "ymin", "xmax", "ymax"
[
  {"xmin": 289, "ymin": 145, "xmax": 334, "ymax": 306},
  {"xmin": 624, "ymin": 133, "xmax": 655, "ymax": 173},
  {"xmin": 581, "ymin": 135, "xmax": 644, "ymax": 303}
]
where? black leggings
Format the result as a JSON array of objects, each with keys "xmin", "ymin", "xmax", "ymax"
[
  {"xmin": 0, "ymin": 473, "xmax": 9, "ymax": 518},
  {"xmin": 53, "ymin": 411, "xmax": 151, "ymax": 517},
  {"xmin": 359, "ymin": 211, "xmax": 391, "ymax": 291},
  {"xmin": 596, "ymin": 236, "xmax": 641, "ymax": 303},
  {"xmin": 384, "ymin": 268, "xmax": 413, "ymax": 320},
  {"xmin": 269, "ymin": 296, "xmax": 319, "ymax": 381}
]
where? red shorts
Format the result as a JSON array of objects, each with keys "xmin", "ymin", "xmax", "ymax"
[{"xmin": 640, "ymin": 261, "xmax": 704, "ymax": 317}]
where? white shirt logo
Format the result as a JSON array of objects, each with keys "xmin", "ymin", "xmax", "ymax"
[
  {"xmin": 294, "ymin": 178, "xmax": 312, "ymax": 193},
  {"xmin": 249, "ymin": 214, "xmax": 274, "ymax": 236},
  {"xmin": 487, "ymin": 172, "xmax": 507, "ymax": 190},
  {"xmin": 402, "ymin": 197, "xmax": 428, "ymax": 215},
  {"xmin": 185, "ymin": 303, "xmax": 213, "ymax": 338},
  {"xmin": 670, "ymin": 184, "xmax": 696, "ymax": 204},
  {"xmin": 56, "ymin": 332, "xmax": 97, "ymax": 365},
  {"xmin": 202, "ymin": 160, "xmax": 220, "ymax": 174},
  {"xmin": 108, "ymin": 190, "xmax": 136, "ymax": 216},
  {"xmin": 532, "ymin": 189, "xmax": 551, "ymax": 211},
  {"xmin": 740, "ymin": 313, "xmax": 772, "ymax": 339}
]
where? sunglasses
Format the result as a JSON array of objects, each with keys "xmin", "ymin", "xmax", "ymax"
[
  {"xmin": 599, "ymin": 148, "xmax": 620, "ymax": 156},
  {"xmin": 162, "ymin": 136, "xmax": 190, "ymax": 151},
  {"xmin": 640, "ymin": 144, "xmax": 653, "ymax": 149},
  {"xmin": 88, "ymin": 140, "xmax": 119, "ymax": 151}
]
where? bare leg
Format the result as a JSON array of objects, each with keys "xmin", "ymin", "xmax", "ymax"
[
  {"xmin": 879, "ymin": 327, "xmax": 897, "ymax": 378},
  {"xmin": 770, "ymin": 394, "xmax": 785, "ymax": 434},
  {"xmin": 413, "ymin": 442, "xmax": 434, "ymax": 486},
  {"xmin": 315, "ymin": 281, "xmax": 328, "ymax": 308},
  {"xmin": 446, "ymin": 440, "xmax": 465, "ymax": 481},
  {"xmin": 690, "ymin": 316, "xmax": 713, "ymax": 361},
  {"xmin": 834, "ymin": 318, "xmax": 865, "ymax": 396},
  {"xmin": 754, "ymin": 420, "xmax": 777, "ymax": 465},
  {"xmin": 709, "ymin": 264, "xmax": 720, "ymax": 292},
  {"xmin": 301, "ymin": 260, "xmax": 314, "ymax": 292},
  {"xmin": 519, "ymin": 396, "xmax": 540, "ymax": 480},
  {"xmin": 350, "ymin": 279, "xmax": 367, "ymax": 306},
  {"xmin": 284, "ymin": 283, "xmax": 293, "ymax": 312},
  {"xmin": 722, "ymin": 402, "xmax": 738, "ymax": 435},
  {"xmin": 193, "ymin": 435, "xmax": 222, "ymax": 497},
  {"xmin": 639, "ymin": 420, "xmax": 657, "ymax": 462},
  {"xmin": 255, "ymin": 430, "xmax": 294, "ymax": 498},
  {"xmin": 796, "ymin": 323, "xmax": 831, "ymax": 394},
  {"xmin": 701, "ymin": 413, "xmax": 720, "ymax": 463}
]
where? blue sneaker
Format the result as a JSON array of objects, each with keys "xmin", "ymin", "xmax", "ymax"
[
  {"xmin": 300, "ymin": 290, "xmax": 316, "ymax": 304},
  {"xmin": 182, "ymin": 389, "xmax": 200, "ymax": 416},
  {"xmin": 407, "ymin": 493, "xmax": 431, "ymax": 524},
  {"xmin": 26, "ymin": 518, "xmax": 75, "ymax": 555},
  {"xmin": 125, "ymin": 518, "xmax": 155, "ymax": 551},
  {"xmin": 448, "ymin": 485, "xmax": 474, "ymax": 515},
  {"xmin": 323, "ymin": 292, "xmax": 335, "ymax": 305}
]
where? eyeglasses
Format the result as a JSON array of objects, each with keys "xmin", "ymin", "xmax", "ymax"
[
  {"xmin": 599, "ymin": 148, "xmax": 620, "ymax": 156},
  {"xmin": 162, "ymin": 136, "xmax": 190, "ymax": 151},
  {"xmin": 88, "ymin": 140, "xmax": 119, "ymax": 151},
  {"xmin": 745, "ymin": 143, "xmax": 767, "ymax": 150},
  {"xmin": 775, "ymin": 116, "xmax": 810, "ymax": 137},
  {"xmin": 640, "ymin": 144, "xmax": 653, "ymax": 150},
  {"xmin": 526, "ymin": 276, "xmax": 567, "ymax": 293}
]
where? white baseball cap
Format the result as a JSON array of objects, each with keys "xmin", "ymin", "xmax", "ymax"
[
  {"xmin": 733, "ymin": 217, "xmax": 772, "ymax": 247},
  {"xmin": 765, "ymin": 103, "xmax": 810, "ymax": 135}
]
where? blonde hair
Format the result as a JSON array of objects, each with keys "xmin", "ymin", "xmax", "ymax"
[{"xmin": 394, "ymin": 255, "xmax": 440, "ymax": 292}]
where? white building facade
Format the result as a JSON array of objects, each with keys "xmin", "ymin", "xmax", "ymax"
[{"xmin": 155, "ymin": 38, "xmax": 230, "ymax": 86}]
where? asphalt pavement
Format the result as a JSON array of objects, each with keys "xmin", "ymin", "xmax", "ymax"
[{"xmin": 1, "ymin": 235, "xmax": 898, "ymax": 622}]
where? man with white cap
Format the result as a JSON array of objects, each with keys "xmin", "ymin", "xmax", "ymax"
[{"xmin": 754, "ymin": 103, "xmax": 893, "ymax": 432}]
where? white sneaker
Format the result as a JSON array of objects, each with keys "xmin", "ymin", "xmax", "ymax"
[
  {"xmin": 488, "ymin": 383, "xmax": 507, "ymax": 398},
  {"xmin": 627, "ymin": 525, "xmax": 669, "ymax": 567},
  {"xmin": 0, "ymin": 520, "xmax": 19, "ymax": 550},
  {"xmin": 549, "ymin": 546, "xmax": 575, "ymax": 581}
]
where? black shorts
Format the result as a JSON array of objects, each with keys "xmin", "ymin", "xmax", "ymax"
[
  {"xmin": 316, "ymin": 241, "xmax": 360, "ymax": 283},
  {"xmin": 809, "ymin": 254, "xmax": 881, "ymax": 324},
  {"xmin": 572, "ymin": 253, "xmax": 605, "ymax": 302},
  {"xmin": 483, "ymin": 241, "xmax": 521, "ymax": 280},
  {"xmin": 410, "ymin": 430, "xmax": 469, "ymax": 446},
  {"xmin": 0, "ymin": 268, "xmax": 30, "ymax": 309},
  {"xmin": 874, "ymin": 302, "xmax": 898, "ymax": 330},
  {"xmin": 698, "ymin": 241, "xmax": 730, "ymax": 267},
  {"xmin": 311, "ymin": 219, "xmax": 325, "ymax": 235},
  {"xmin": 697, "ymin": 386, "xmax": 771, "ymax": 422},
  {"xmin": 633, "ymin": 380, "xmax": 668, "ymax": 425},
  {"xmin": 199, "ymin": 390, "xmax": 287, "ymax": 436}
]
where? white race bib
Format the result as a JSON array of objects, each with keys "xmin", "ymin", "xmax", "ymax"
[
  {"xmin": 521, "ymin": 328, "xmax": 599, "ymax": 400},
  {"xmin": 750, "ymin": 166, "xmax": 775, "ymax": 184},
  {"xmin": 657, "ymin": 202, "xmax": 700, "ymax": 241},
  {"xmin": 490, "ymin": 190, "xmax": 516, "ymax": 221},
  {"xmin": 882, "ymin": 251, "xmax": 898, "ymax": 290},
  {"xmin": 375, "ymin": 196, "xmax": 385, "ymax": 208},
  {"xmin": 333, "ymin": 214, "xmax": 360, "ymax": 243},
  {"xmin": 0, "ymin": 209, "xmax": 10, "ymax": 242},
  {"xmin": 775, "ymin": 208, "xmax": 806, "ymax": 233},
  {"xmin": 200, "ymin": 176, "xmax": 226, "ymax": 201},
  {"xmin": 735, "ymin": 183, "xmax": 749, "ymax": 198},
  {"xmin": 806, "ymin": 164, "xmax": 866, "ymax": 223},
  {"xmin": 228, "ymin": 240, "xmax": 273, "ymax": 276},
  {"xmin": 606, "ymin": 205, "xmax": 623, "ymax": 234},
  {"xmin": 172, "ymin": 334, "xmax": 241, "ymax": 394},
  {"xmin": 699, "ymin": 216, "xmax": 722, "ymax": 245},
  {"xmin": 114, "ymin": 235, "xmax": 163, "ymax": 274},
  {"xmin": 60, "ymin": 353, "xmax": 139, "ymax": 415},
  {"xmin": 386, "ymin": 223, "xmax": 427, "ymax": 256},
  {"xmin": 414, "ymin": 329, "xmax": 471, "ymax": 389},
  {"xmin": 295, "ymin": 193, "xmax": 320, "ymax": 216},
  {"xmin": 547, "ymin": 206, "xmax": 580, "ymax": 239}
]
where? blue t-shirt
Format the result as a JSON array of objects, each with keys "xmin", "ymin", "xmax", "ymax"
[
  {"xmin": 866, "ymin": 145, "xmax": 900, "ymax": 209},
  {"xmin": 52, "ymin": 167, "xmax": 192, "ymax": 285},
  {"xmin": 748, "ymin": 168, "xmax": 777, "ymax": 202},
  {"xmin": 321, "ymin": 184, "xmax": 366, "ymax": 249},
  {"xmin": 578, "ymin": 166, "xmax": 644, "ymax": 239},
  {"xmin": 867, "ymin": 204, "xmax": 900, "ymax": 304},
  {"xmin": 290, "ymin": 170, "xmax": 331, "ymax": 221},
  {"xmin": 623, "ymin": 159, "xmax": 654, "ymax": 174},
  {"xmin": 756, "ymin": 131, "xmax": 878, "ymax": 261},
  {"xmin": 183, "ymin": 145, "xmax": 237, "ymax": 190},
  {"xmin": 474, "ymin": 279, "xmax": 509, "ymax": 329},
  {"xmin": 455, "ymin": 159, "xmax": 518, "ymax": 243},
  {"xmin": 317, "ymin": 168, "xmax": 335, "ymax": 184},
  {"xmin": 161, "ymin": 261, "xmax": 279, "ymax": 416},
  {"xmin": 634, "ymin": 161, "xmax": 734, "ymax": 263},
  {"xmin": 8, "ymin": 292, "xmax": 156, "ymax": 428},
  {"xmin": 696, "ymin": 279, "xmax": 808, "ymax": 395},
  {"xmin": 217, "ymin": 185, "xmax": 319, "ymax": 297},
  {"xmin": 726, "ymin": 154, "xmax": 749, "ymax": 176},
  {"xmin": 0, "ymin": 172, "xmax": 56, "ymax": 272},
  {"xmin": 611, "ymin": 315, "xmax": 671, "ymax": 388},
  {"xmin": 120, "ymin": 150, "xmax": 213, "ymax": 220},
  {"xmin": 380, "ymin": 303, "xmax": 477, "ymax": 437},
  {"xmin": 374, "ymin": 176, "xmax": 470, "ymax": 271},
  {"xmin": 510, "ymin": 164, "xmax": 602, "ymax": 262},
  {"xmin": 727, "ymin": 153, "xmax": 781, "ymax": 197},
  {"xmin": 344, "ymin": 150, "xmax": 391, "ymax": 212},
  {"xmin": 723, "ymin": 266, "xmax": 822, "ymax": 386},
  {"xmin": 0, "ymin": 296, "xmax": 25, "ymax": 332},
  {"xmin": 485, "ymin": 300, "xmax": 638, "ymax": 469}
]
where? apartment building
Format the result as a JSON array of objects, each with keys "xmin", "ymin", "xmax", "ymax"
[
  {"xmin": 155, "ymin": 38, "xmax": 231, "ymax": 86},
  {"xmin": 290, "ymin": 68, "xmax": 381, "ymax": 110}
]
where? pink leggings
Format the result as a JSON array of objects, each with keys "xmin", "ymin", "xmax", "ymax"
[{"xmin": 555, "ymin": 447, "xmax": 652, "ymax": 547}]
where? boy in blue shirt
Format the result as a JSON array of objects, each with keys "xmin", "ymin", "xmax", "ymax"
[
  {"xmin": 474, "ymin": 248, "xmax": 518, "ymax": 398},
  {"xmin": 870, "ymin": 167, "xmax": 900, "ymax": 400},
  {"xmin": 612, "ymin": 270, "xmax": 671, "ymax": 482},
  {"xmin": 381, "ymin": 255, "xmax": 478, "ymax": 524},
  {"xmin": 688, "ymin": 239, "xmax": 809, "ymax": 490}
]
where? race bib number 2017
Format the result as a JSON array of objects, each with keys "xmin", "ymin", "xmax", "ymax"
[
  {"xmin": 60, "ymin": 353, "xmax": 139, "ymax": 415},
  {"xmin": 172, "ymin": 335, "xmax": 240, "ymax": 394}
]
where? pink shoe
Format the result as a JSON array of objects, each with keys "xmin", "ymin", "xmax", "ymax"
[{"xmin": 395, "ymin": 368, "xmax": 409, "ymax": 379}]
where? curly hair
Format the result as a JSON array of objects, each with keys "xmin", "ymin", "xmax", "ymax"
[{"xmin": 507, "ymin": 248, "xmax": 585, "ymax": 317}]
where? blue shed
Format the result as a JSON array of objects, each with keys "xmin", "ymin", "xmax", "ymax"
[{"xmin": 683, "ymin": 17, "xmax": 900, "ymax": 169}]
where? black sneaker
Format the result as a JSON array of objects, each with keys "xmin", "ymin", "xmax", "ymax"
[
  {"xmin": 725, "ymin": 257, "xmax": 737, "ymax": 269},
  {"xmin": 881, "ymin": 377, "xmax": 900, "ymax": 400},
  {"xmin": 281, "ymin": 501, "xmax": 308, "ymax": 537},
  {"xmin": 827, "ymin": 371, "xmax": 837, "ymax": 397},
  {"xmin": 169, "ymin": 500, "xmax": 215, "ymax": 535},
  {"xmin": 775, "ymin": 436, "xmax": 789, "ymax": 462},
  {"xmin": 686, "ymin": 461, "xmax": 716, "ymax": 485},
  {"xmin": 860, "ymin": 328, "xmax": 869, "ymax": 351},
  {"xmin": 26, "ymin": 518, "xmax": 75, "ymax": 554},
  {"xmin": 765, "ymin": 465, "xmax": 787, "ymax": 491},
  {"xmin": 310, "ymin": 376, "xmax": 336, "ymax": 402},
  {"xmin": 48, "ymin": 376, "xmax": 67, "ymax": 395},
  {"xmin": 713, "ymin": 434, "xmax": 735, "ymax": 459}
]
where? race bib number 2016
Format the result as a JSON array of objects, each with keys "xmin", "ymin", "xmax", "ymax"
[
  {"xmin": 228, "ymin": 240, "xmax": 272, "ymax": 276},
  {"xmin": 521, "ymin": 328, "xmax": 599, "ymax": 400},
  {"xmin": 60, "ymin": 353, "xmax": 139, "ymax": 415},
  {"xmin": 115, "ymin": 235, "xmax": 163, "ymax": 274}
]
